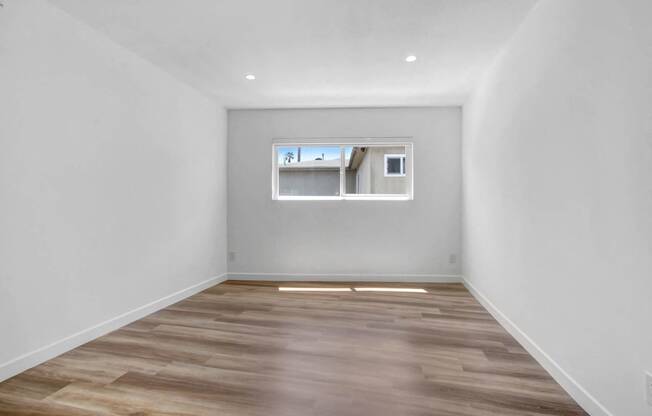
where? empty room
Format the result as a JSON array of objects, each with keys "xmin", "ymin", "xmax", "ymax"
[{"xmin": 1, "ymin": 0, "xmax": 650, "ymax": 415}]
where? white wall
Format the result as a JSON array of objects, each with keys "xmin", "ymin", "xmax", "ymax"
[
  {"xmin": 463, "ymin": 1, "xmax": 652, "ymax": 415},
  {"xmin": 0, "ymin": 0, "xmax": 227, "ymax": 379},
  {"xmin": 228, "ymin": 108, "xmax": 461, "ymax": 280}
]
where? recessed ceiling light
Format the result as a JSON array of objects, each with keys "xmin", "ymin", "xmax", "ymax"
[
  {"xmin": 245, "ymin": 74, "xmax": 256, "ymax": 80},
  {"xmin": 405, "ymin": 55, "xmax": 417, "ymax": 63}
]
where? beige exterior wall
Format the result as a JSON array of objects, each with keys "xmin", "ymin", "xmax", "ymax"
[
  {"xmin": 345, "ymin": 169, "xmax": 357, "ymax": 193},
  {"xmin": 354, "ymin": 147, "xmax": 407, "ymax": 194}
]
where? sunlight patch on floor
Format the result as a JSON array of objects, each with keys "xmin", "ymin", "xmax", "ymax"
[
  {"xmin": 278, "ymin": 286, "xmax": 427, "ymax": 293},
  {"xmin": 278, "ymin": 287, "xmax": 352, "ymax": 292},
  {"xmin": 353, "ymin": 287, "xmax": 427, "ymax": 293}
]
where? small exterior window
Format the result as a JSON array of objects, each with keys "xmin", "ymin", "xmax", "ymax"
[
  {"xmin": 384, "ymin": 154, "xmax": 406, "ymax": 177},
  {"xmin": 272, "ymin": 140, "xmax": 413, "ymax": 201}
]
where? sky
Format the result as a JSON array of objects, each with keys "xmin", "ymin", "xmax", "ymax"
[{"xmin": 277, "ymin": 146, "xmax": 353, "ymax": 164}]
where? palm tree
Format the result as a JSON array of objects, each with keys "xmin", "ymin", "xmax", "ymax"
[{"xmin": 284, "ymin": 151, "xmax": 295, "ymax": 165}]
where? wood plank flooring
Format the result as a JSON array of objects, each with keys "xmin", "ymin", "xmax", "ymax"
[{"xmin": 0, "ymin": 281, "xmax": 588, "ymax": 415}]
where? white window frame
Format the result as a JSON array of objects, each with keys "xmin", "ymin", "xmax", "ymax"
[
  {"xmin": 384, "ymin": 154, "xmax": 406, "ymax": 177},
  {"xmin": 271, "ymin": 138, "xmax": 413, "ymax": 201}
]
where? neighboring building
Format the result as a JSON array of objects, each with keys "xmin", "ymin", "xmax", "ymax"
[
  {"xmin": 278, "ymin": 159, "xmax": 341, "ymax": 196},
  {"xmin": 279, "ymin": 146, "xmax": 407, "ymax": 196},
  {"xmin": 347, "ymin": 146, "xmax": 407, "ymax": 194}
]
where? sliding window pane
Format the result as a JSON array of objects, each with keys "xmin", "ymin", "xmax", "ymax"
[
  {"xmin": 345, "ymin": 145, "xmax": 408, "ymax": 195},
  {"xmin": 277, "ymin": 145, "xmax": 341, "ymax": 197}
]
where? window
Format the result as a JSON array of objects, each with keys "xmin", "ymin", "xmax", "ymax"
[
  {"xmin": 275, "ymin": 145, "xmax": 341, "ymax": 197},
  {"xmin": 272, "ymin": 140, "xmax": 413, "ymax": 200},
  {"xmin": 384, "ymin": 154, "xmax": 406, "ymax": 177}
]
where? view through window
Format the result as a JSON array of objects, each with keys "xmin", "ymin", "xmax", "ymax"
[{"xmin": 273, "ymin": 142, "xmax": 412, "ymax": 200}]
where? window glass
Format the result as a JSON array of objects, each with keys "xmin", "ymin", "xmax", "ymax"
[
  {"xmin": 384, "ymin": 154, "xmax": 406, "ymax": 177},
  {"xmin": 274, "ymin": 142, "xmax": 412, "ymax": 200},
  {"xmin": 277, "ymin": 145, "xmax": 341, "ymax": 197},
  {"xmin": 345, "ymin": 146, "xmax": 409, "ymax": 195},
  {"xmin": 386, "ymin": 156, "xmax": 402, "ymax": 175}
]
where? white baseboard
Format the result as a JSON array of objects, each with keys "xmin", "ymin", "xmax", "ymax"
[
  {"xmin": 462, "ymin": 278, "xmax": 613, "ymax": 416},
  {"xmin": 0, "ymin": 273, "xmax": 227, "ymax": 383},
  {"xmin": 227, "ymin": 272, "xmax": 461, "ymax": 283}
]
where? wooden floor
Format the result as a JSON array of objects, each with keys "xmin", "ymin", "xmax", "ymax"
[{"xmin": 0, "ymin": 281, "xmax": 587, "ymax": 416}]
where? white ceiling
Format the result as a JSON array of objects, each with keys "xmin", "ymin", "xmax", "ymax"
[{"xmin": 49, "ymin": 0, "xmax": 537, "ymax": 108}]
